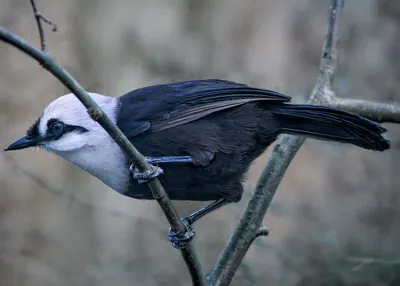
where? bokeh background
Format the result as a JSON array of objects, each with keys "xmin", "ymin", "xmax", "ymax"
[{"xmin": 1, "ymin": 0, "xmax": 399, "ymax": 285}]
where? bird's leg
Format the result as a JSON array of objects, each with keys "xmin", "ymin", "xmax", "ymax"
[
  {"xmin": 146, "ymin": 155, "xmax": 193, "ymax": 164},
  {"xmin": 130, "ymin": 156, "xmax": 193, "ymax": 184},
  {"xmin": 185, "ymin": 198, "xmax": 230, "ymax": 225},
  {"xmin": 168, "ymin": 198, "xmax": 230, "ymax": 249}
]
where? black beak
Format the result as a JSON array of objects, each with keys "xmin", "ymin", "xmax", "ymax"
[{"xmin": 4, "ymin": 135, "xmax": 37, "ymax": 151}]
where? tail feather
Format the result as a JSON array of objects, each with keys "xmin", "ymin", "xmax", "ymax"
[{"xmin": 272, "ymin": 104, "xmax": 390, "ymax": 151}]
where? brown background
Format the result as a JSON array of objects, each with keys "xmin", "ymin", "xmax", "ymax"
[{"xmin": 0, "ymin": 0, "xmax": 399, "ymax": 285}]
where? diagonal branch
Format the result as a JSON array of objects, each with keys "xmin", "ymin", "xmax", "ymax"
[
  {"xmin": 0, "ymin": 28, "xmax": 206, "ymax": 286},
  {"xmin": 29, "ymin": 0, "xmax": 57, "ymax": 52},
  {"xmin": 209, "ymin": 1, "xmax": 345, "ymax": 285}
]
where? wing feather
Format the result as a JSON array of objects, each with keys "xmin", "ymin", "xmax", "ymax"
[{"xmin": 118, "ymin": 79, "xmax": 291, "ymax": 136}]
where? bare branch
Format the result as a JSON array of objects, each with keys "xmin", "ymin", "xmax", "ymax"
[
  {"xmin": 330, "ymin": 97, "xmax": 400, "ymax": 123},
  {"xmin": 0, "ymin": 28, "xmax": 206, "ymax": 285},
  {"xmin": 209, "ymin": 1, "xmax": 345, "ymax": 284},
  {"xmin": 29, "ymin": 0, "xmax": 57, "ymax": 52}
]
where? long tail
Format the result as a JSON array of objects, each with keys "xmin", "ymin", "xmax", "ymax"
[{"xmin": 271, "ymin": 104, "xmax": 391, "ymax": 151}]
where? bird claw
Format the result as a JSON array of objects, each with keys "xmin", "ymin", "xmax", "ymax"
[
  {"xmin": 129, "ymin": 164, "xmax": 164, "ymax": 184},
  {"xmin": 168, "ymin": 217, "xmax": 196, "ymax": 249}
]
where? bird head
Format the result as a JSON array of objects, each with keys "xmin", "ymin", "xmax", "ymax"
[{"xmin": 5, "ymin": 93, "xmax": 118, "ymax": 154}]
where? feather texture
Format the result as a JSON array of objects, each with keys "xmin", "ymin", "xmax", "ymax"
[{"xmin": 271, "ymin": 104, "xmax": 390, "ymax": 151}]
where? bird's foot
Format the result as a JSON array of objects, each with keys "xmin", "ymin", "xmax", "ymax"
[
  {"xmin": 168, "ymin": 217, "xmax": 195, "ymax": 249},
  {"xmin": 129, "ymin": 164, "xmax": 164, "ymax": 184}
]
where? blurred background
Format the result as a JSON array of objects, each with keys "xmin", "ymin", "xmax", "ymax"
[{"xmin": 0, "ymin": 0, "xmax": 399, "ymax": 285}]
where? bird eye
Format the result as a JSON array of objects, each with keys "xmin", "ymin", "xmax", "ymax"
[{"xmin": 50, "ymin": 121, "xmax": 65, "ymax": 134}]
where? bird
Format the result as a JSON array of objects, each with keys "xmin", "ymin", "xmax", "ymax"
[{"xmin": 5, "ymin": 79, "xmax": 391, "ymax": 247}]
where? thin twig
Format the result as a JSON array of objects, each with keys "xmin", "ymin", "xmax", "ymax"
[
  {"xmin": 0, "ymin": 28, "xmax": 206, "ymax": 285},
  {"xmin": 29, "ymin": 0, "xmax": 57, "ymax": 52},
  {"xmin": 209, "ymin": 1, "xmax": 345, "ymax": 285}
]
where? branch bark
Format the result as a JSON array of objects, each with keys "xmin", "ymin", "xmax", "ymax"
[{"xmin": 0, "ymin": 28, "xmax": 206, "ymax": 286}]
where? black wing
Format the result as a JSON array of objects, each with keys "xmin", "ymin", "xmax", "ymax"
[{"xmin": 117, "ymin": 79, "xmax": 291, "ymax": 137}]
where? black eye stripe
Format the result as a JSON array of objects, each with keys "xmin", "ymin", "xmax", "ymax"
[
  {"xmin": 25, "ymin": 118, "xmax": 88, "ymax": 144},
  {"xmin": 45, "ymin": 118, "xmax": 88, "ymax": 140}
]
